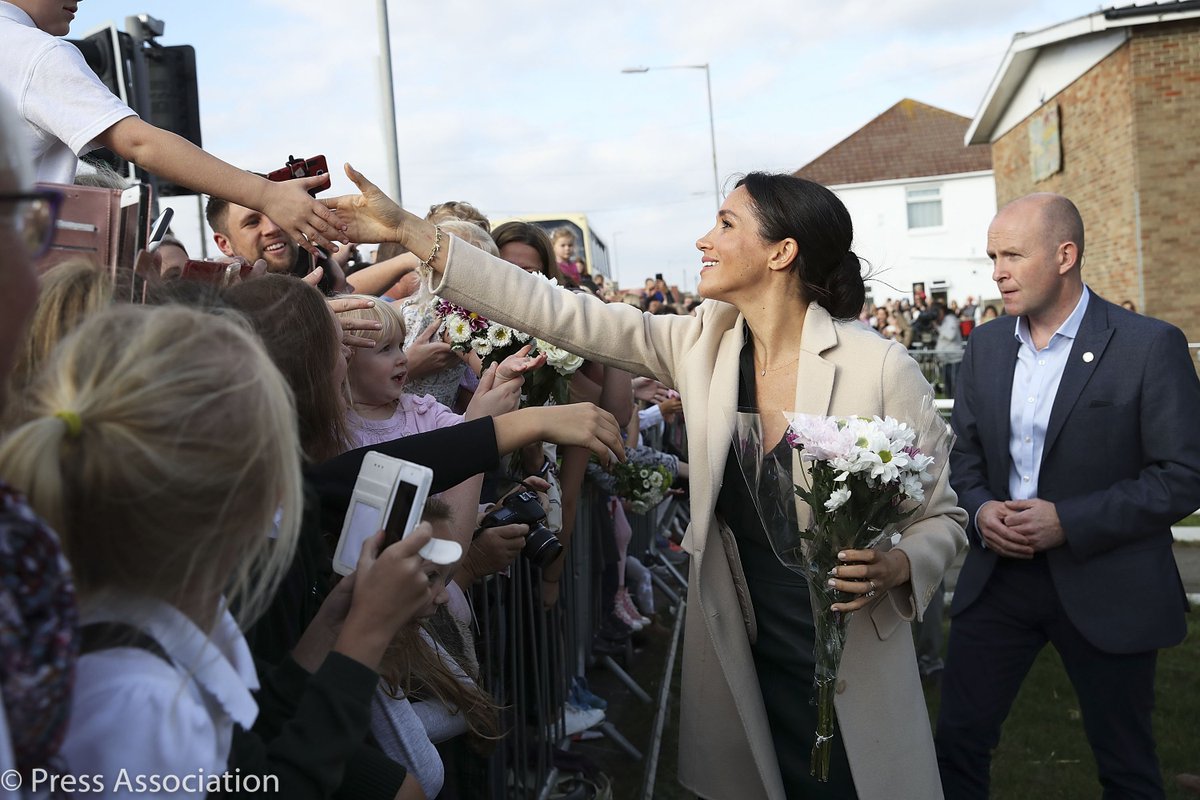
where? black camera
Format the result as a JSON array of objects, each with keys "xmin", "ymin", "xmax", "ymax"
[{"xmin": 479, "ymin": 490, "xmax": 563, "ymax": 568}]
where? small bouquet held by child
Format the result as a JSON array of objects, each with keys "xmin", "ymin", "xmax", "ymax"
[
  {"xmin": 610, "ymin": 460, "xmax": 674, "ymax": 515},
  {"xmin": 433, "ymin": 296, "xmax": 583, "ymax": 406},
  {"xmin": 731, "ymin": 396, "xmax": 952, "ymax": 781}
]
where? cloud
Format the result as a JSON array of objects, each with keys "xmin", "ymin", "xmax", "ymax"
[{"xmin": 74, "ymin": 0, "xmax": 1110, "ymax": 288}]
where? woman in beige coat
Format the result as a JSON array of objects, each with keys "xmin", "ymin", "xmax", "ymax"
[{"xmin": 323, "ymin": 167, "xmax": 967, "ymax": 800}]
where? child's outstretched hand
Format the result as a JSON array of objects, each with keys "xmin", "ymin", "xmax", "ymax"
[
  {"xmin": 464, "ymin": 363, "xmax": 522, "ymax": 420},
  {"xmin": 495, "ymin": 344, "xmax": 547, "ymax": 383}
]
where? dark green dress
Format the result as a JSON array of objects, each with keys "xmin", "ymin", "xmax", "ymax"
[{"xmin": 713, "ymin": 335, "xmax": 857, "ymax": 799}]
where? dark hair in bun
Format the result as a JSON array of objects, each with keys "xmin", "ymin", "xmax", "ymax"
[{"xmin": 734, "ymin": 172, "xmax": 866, "ymax": 319}]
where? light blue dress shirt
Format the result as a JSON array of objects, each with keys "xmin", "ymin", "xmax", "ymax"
[{"xmin": 1007, "ymin": 287, "xmax": 1091, "ymax": 501}]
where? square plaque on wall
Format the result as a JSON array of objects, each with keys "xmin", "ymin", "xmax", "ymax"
[{"xmin": 1029, "ymin": 103, "xmax": 1062, "ymax": 182}]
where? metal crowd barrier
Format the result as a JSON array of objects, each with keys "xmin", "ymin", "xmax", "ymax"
[
  {"xmin": 458, "ymin": 418, "xmax": 690, "ymax": 798},
  {"xmin": 907, "ymin": 347, "xmax": 963, "ymax": 396}
]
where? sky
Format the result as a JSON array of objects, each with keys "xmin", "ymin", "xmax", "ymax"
[{"xmin": 71, "ymin": 0, "xmax": 1117, "ymax": 291}]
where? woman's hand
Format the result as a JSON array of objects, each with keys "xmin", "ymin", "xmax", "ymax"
[
  {"xmin": 632, "ymin": 376, "xmax": 672, "ymax": 405},
  {"xmin": 261, "ymin": 176, "xmax": 348, "ymax": 255},
  {"xmin": 657, "ymin": 395, "xmax": 683, "ymax": 422},
  {"xmin": 334, "ymin": 524, "xmax": 434, "ymax": 671},
  {"xmin": 321, "ymin": 163, "xmax": 410, "ymax": 245},
  {"xmin": 458, "ymin": 522, "xmax": 528, "ymax": 586},
  {"xmin": 406, "ymin": 320, "xmax": 461, "ymax": 379},
  {"xmin": 827, "ymin": 547, "xmax": 912, "ymax": 613},
  {"xmin": 537, "ymin": 404, "xmax": 626, "ymax": 466},
  {"xmin": 464, "ymin": 364, "xmax": 523, "ymax": 420},
  {"xmin": 494, "ymin": 404, "xmax": 626, "ymax": 467},
  {"xmin": 326, "ymin": 295, "xmax": 383, "ymax": 349}
]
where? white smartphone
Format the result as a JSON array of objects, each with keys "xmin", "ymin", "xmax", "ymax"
[
  {"xmin": 145, "ymin": 207, "xmax": 174, "ymax": 253},
  {"xmin": 332, "ymin": 452, "xmax": 434, "ymax": 576}
]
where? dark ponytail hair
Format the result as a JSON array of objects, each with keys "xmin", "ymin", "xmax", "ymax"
[{"xmin": 734, "ymin": 172, "xmax": 866, "ymax": 319}]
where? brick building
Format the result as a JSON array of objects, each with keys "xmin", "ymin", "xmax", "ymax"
[{"xmin": 966, "ymin": 1, "xmax": 1200, "ymax": 348}]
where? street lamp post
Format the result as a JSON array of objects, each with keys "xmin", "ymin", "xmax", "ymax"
[
  {"xmin": 621, "ymin": 64, "xmax": 720, "ymax": 211},
  {"xmin": 377, "ymin": 0, "xmax": 402, "ymax": 204}
]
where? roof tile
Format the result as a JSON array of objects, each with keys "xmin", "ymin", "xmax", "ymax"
[{"xmin": 794, "ymin": 99, "xmax": 993, "ymax": 185}]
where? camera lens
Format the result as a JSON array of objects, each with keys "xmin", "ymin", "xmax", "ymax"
[{"xmin": 522, "ymin": 523, "xmax": 563, "ymax": 568}]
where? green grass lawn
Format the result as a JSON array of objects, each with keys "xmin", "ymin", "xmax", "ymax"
[
  {"xmin": 1176, "ymin": 515, "xmax": 1200, "ymax": 527},
  {"xmin": 924, "ymin": 615, "xmax": 1200, "ymax": 799},
  {"xmin": 645, "ymin": 616, "xmax": 1200, "ymax": 798}
]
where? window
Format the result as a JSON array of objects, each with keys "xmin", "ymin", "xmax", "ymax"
[{"xmin": 906, "ymin": 185, "xmax": 943, "ymax": 229}]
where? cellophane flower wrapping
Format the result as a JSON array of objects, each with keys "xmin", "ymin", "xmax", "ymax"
[
  {"xmin": 731, "ymin": 395, "xmax": 953, "ymax": 780},
  {"xmin": 433, "ymin": 289, "xmax": 583, "ymax": 407}
]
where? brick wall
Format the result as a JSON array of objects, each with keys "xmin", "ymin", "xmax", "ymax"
[
  {"xmin": 1130, "ymin": 19, "xmax": 1200, "ymax": 344},
  {"xmin": 992, "ymin": 44, "xmax": 1140, "ymax": 311},
  {"xmin": 992, "ymin": 21, "xmax": 1200, "ymax": 355}
]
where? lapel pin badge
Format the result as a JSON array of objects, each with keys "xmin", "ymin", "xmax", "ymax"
[{"xmin": 1083, "ymin": 352, "xmax": 1094, "ymax": 363}]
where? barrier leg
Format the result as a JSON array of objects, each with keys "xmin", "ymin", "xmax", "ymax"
[{"xmin": 601, "ymin": 655, "xmax": 652, "ymax": 703}]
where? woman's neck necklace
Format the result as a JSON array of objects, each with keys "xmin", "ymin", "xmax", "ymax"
[{"xmin": 754, "ymin": 354, "xmax": 800, "ymax": 377}]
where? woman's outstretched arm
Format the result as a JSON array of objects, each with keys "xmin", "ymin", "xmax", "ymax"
[{"xmin": 321, "ymin": 164, "xmax": 710, "ymax": 386}]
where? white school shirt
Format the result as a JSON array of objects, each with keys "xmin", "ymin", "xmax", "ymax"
[
  {"xmin": 60, "ymin": 595, "xmax": 259, "ymax": 799},
  {"xmin": 0, "ymin": 2, "xmax": 137, "ymax": 184}
]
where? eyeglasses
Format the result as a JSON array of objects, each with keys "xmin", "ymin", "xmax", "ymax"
[{"xmin": 0, "ymin": 189, "xmax": 65, "ymax": 259}]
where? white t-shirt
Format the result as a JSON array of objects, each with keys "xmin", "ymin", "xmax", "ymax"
[
  {"xmin": 0, "ymin": 2, "xmax": 137, "ymax": 184},
  {"xmin": 60, "ymin": 596, "xmax": 259, "ymax": 800}
]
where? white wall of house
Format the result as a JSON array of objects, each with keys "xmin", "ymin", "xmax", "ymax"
[{"xmin": 830, "ymin": 170, "xmax": 999, "ymax": 310}]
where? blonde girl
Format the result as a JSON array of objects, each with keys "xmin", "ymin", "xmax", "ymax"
[
  {"xmin": 338, "ymin": 296, "xmax": 465, "ymax": 447},
  {"xmin": 336, "ymin": 295, "xmax": 539, "ymax": 553},
  {"xmin": 0, "ymin": 305, "xmax": 304, "ymax": 798}
]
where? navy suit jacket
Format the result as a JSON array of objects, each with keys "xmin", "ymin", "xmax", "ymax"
[{"xmin": 949, "ymin": 293, "xmax": 1200, "ymax": 654}]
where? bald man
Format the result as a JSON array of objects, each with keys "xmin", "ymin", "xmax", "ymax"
[{"xmin": 935, "ymin": 193, "xmax": 1200, "ymax": 799}]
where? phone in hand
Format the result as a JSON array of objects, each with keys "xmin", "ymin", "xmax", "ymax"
[
  {"xmin": 333, "ymin": 453, "xmax": 455, "ymax": 576},
  {"xmin": 146, "ymin": 207, "xmax": 174, "ymax": 253},
  {"xmin": 179, "ymin": 258, "xmax": 254, "ymax": 285},
  {"xmin": 267, "ymin": 154, "xmax": 331, "ymax": 196}
]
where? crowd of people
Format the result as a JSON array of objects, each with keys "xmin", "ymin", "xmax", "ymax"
[{"xmin": 4, "ymin": 1, "xmax": 1200, "ymax": 799}]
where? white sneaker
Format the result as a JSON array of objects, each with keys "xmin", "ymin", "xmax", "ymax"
[{"xmin": 549, "ymin": 704, "xmax": 605, "ymax": 739}]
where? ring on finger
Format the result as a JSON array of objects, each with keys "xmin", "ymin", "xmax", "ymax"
[
  {"xmin": 868, "ymin": 579, "xmax": 877, "ymax": 593},
  {"xmin": 866, "ymin": 589, "xmax": 877, "ymax": 599}
]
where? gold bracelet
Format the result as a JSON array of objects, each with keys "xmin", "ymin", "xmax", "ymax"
[{"xmin": 417, "ymin": 225, "xmax": 444, "ymax": 278}]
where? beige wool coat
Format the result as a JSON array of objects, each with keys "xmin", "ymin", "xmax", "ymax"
[{"xmin": 432, "ymin": 239, "xmax": 968, "ymax": 800}]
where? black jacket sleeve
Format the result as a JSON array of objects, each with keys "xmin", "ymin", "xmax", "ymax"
[
  {"xmin": 219, "ymin": 654, "xmax": 405, "ymax": 799},
  {"xmin": 307, "ymin": 416, "xmax": 501, "ymax": 531}
]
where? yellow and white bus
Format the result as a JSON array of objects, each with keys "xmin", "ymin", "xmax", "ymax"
[{"xmin": 489, "ymin": 212, "xmax": 611, "ymax": 281}]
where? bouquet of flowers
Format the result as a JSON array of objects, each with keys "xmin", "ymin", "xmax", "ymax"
[
  {"xmin": 433, "ymin": 297, "xmax": 583, "ymax": 406},
  {"xmin": 610, "ymin": 461, "xmax": 673, "ymax": 515},
  {"xmin": 731, "ymin": 396, "xmax": 952, "ymax": 781},
  {"xmin": 435, "ymin": 298, "xmax": 529, "ymax": 359}
]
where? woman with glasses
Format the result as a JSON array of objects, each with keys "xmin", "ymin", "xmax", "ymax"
[{"xmin": 0, "ymin": 90, "xmax": 77, "ymax": 789}]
